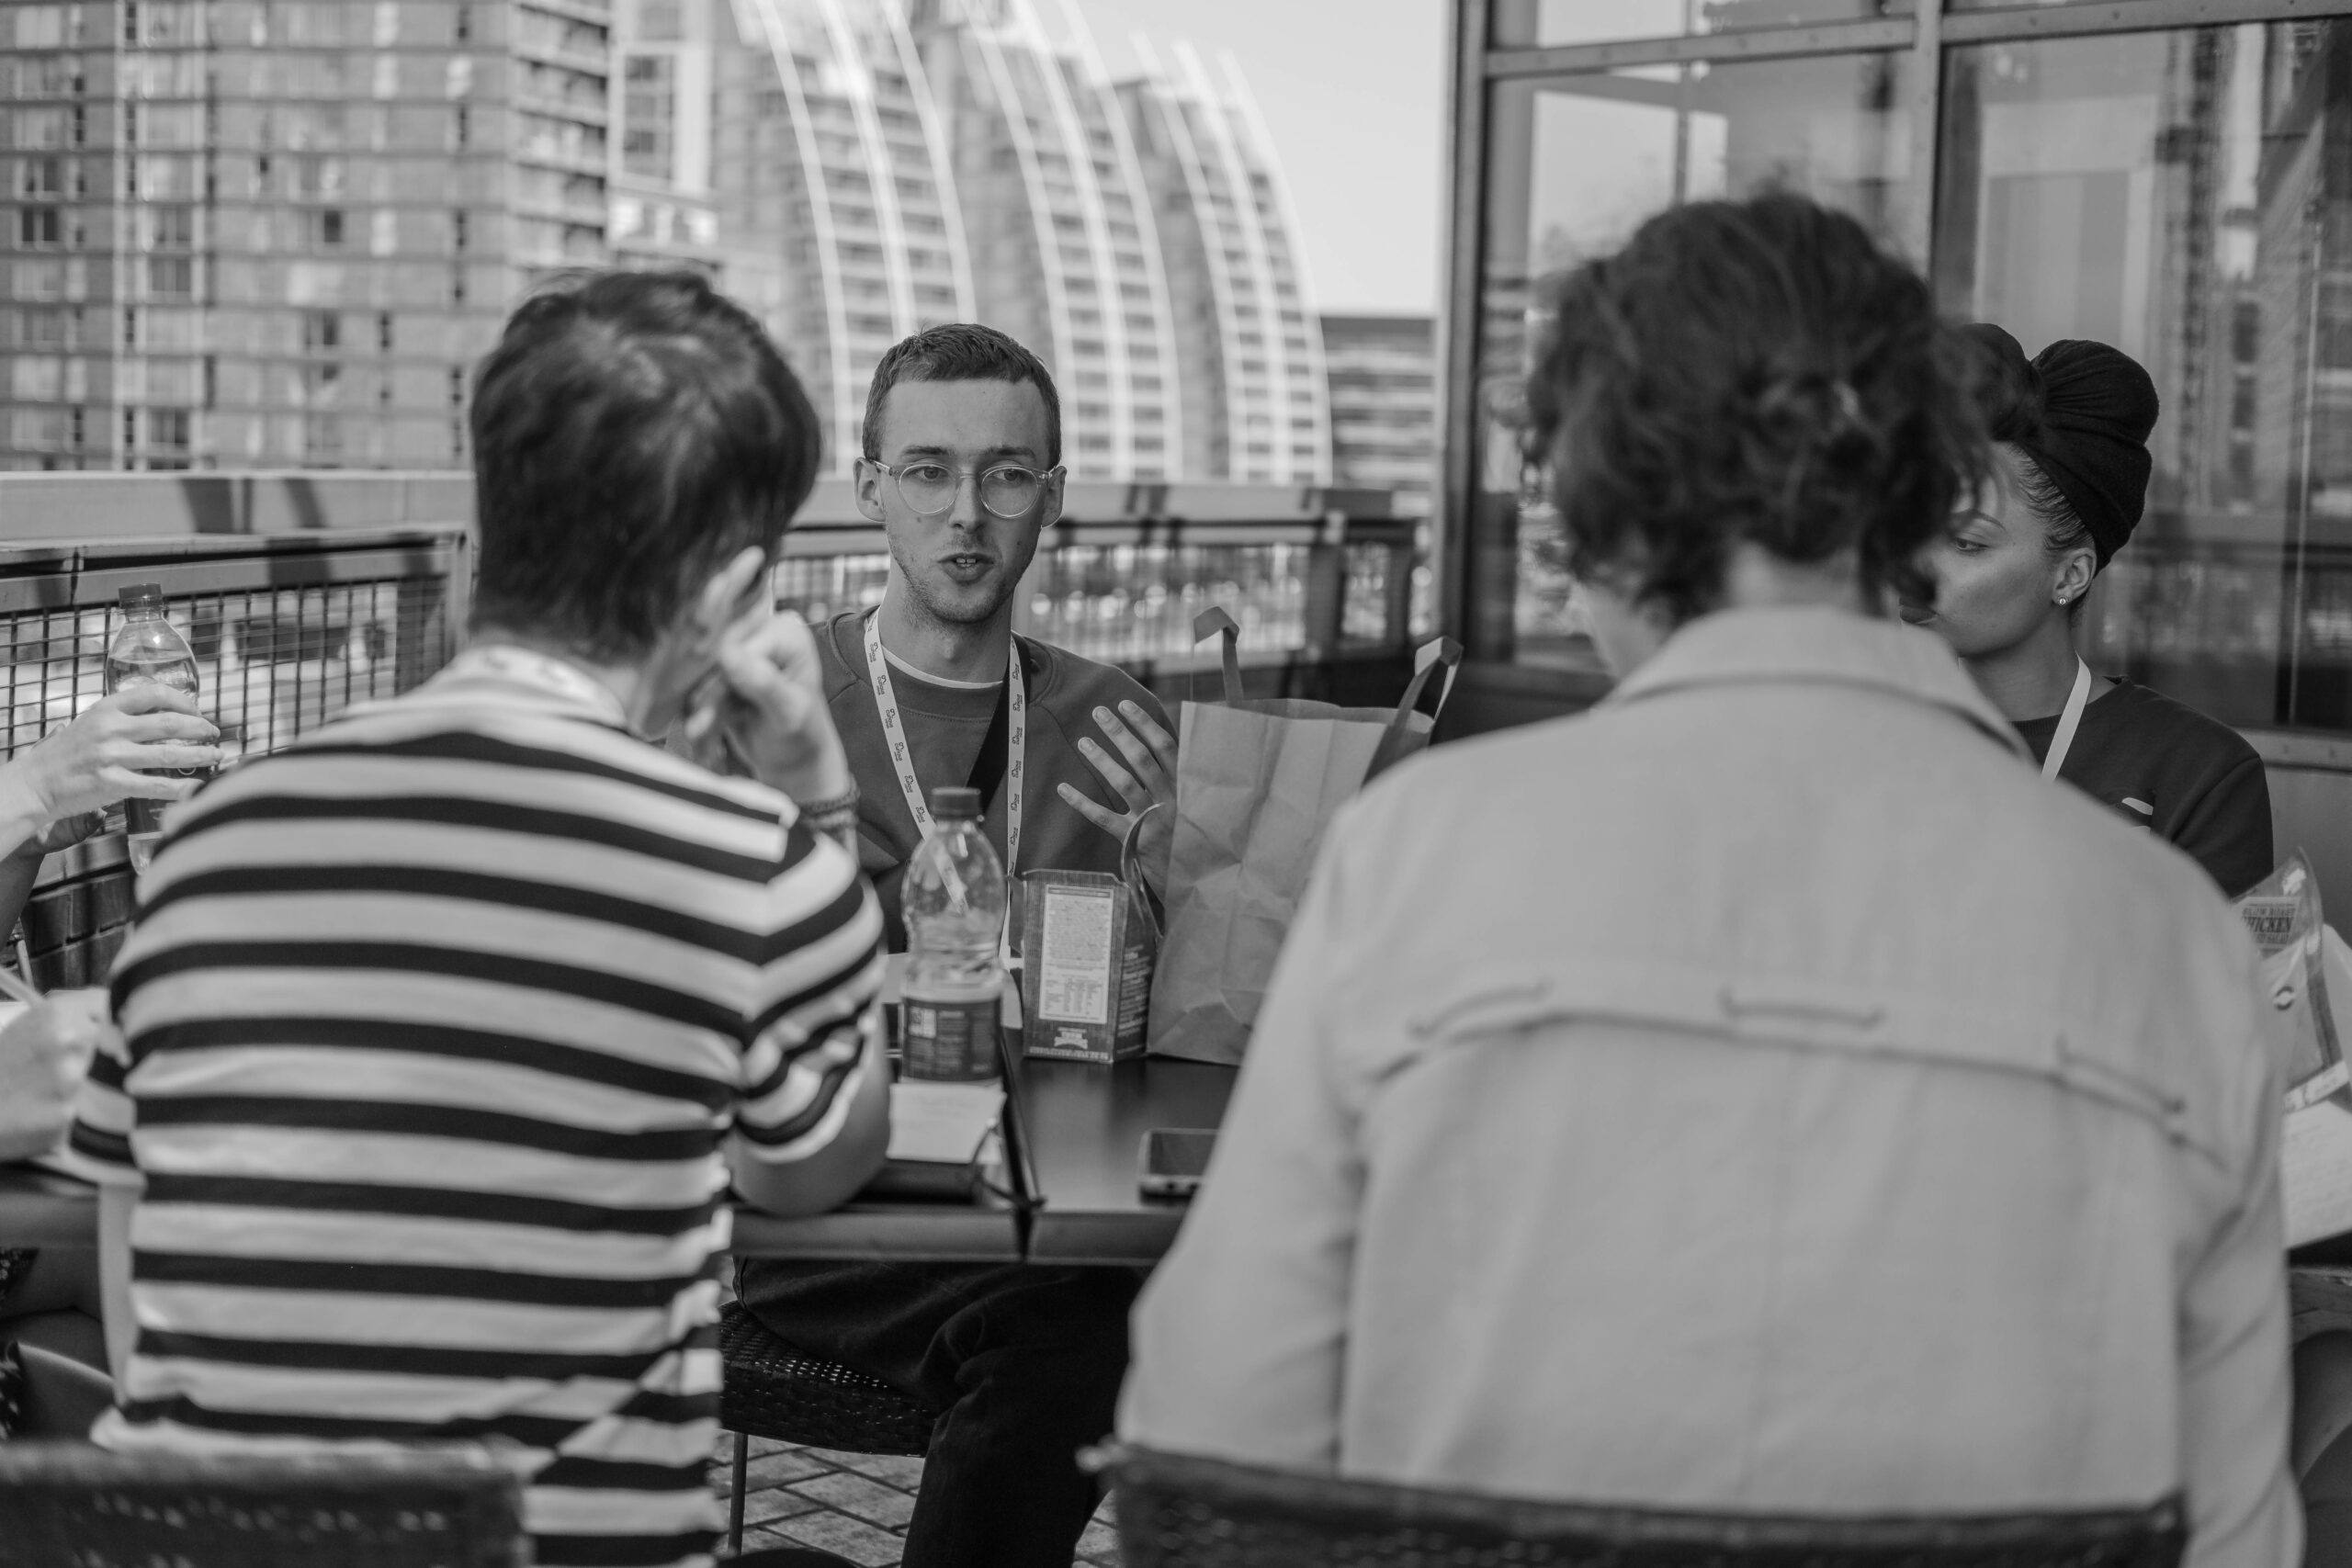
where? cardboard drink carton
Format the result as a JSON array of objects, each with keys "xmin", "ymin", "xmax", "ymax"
[
  {"xmin": 1020, "ymin": 868, "xmax": 1155, "ymax": 1064},
  {"xmin": 2235, "ymin": 851, "xmax": 2347, "ymax": 1110}
]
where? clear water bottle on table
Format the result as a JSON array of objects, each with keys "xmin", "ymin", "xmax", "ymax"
[
  {"xmin": 902, "ymin": 785, "xmax": 1008, "ymax": 1082},
  {"xmin": 104, "ymin": 583, "xmax": 208, "ymax": 873}
]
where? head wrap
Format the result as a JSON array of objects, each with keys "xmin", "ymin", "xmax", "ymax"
[{"xmin": 1962, "ymin": 323, "xmax": 2159, "ymax": 569}]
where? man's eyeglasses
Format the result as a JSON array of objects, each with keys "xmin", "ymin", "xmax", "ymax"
[{"xmin": 874, "ymin": 460, "xmax": 1062, "ymax": 519}]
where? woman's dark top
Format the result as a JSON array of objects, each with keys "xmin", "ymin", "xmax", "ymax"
[{"xmin": 2011, "ymin": 678, "xmax": 2273, "ymax": 897}]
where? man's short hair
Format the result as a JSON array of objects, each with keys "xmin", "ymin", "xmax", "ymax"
[
  {"xmin": 469, "ymin": 270, "xmax": 821, "ymax": 660},
  {"xmin": 861, "ymin": 322, "xmax": 1061, "ymax": 469}
]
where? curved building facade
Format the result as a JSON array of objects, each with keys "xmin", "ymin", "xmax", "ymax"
[
  {"xmin": 1119, "ymin": 40, "xmax": 1332, "ymax": 485},
  {"xmin": 687, "ymin": 0, "xmax": 1323, "ymax": 481},
  {"xmin": 718, "ymin": 0, "xmax": 976, "ymax": 466},
  {"xmin": 916, "ymin": 0, "xmax": 1185, "ymax": 479}
]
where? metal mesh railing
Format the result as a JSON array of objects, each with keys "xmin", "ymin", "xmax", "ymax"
[
  {"xmin": 2, "ymin": 574, "xmax": 457, "ymax": 765},
  {"xmin": 773, "ymin": 554, "xmax": 892, "ymax": 627},
  {"xmin": 0, "ymin": 532, "xmax": 467, "ymax": 988},
  {"xmin": 0, "ymin": 472, "xmax": 1415, "ymax": 985},
  {"xmin": 1027, "ymin": 544, "xmax": 1313, "ymax": 664},
  {"xmin": 774, "ymin": 542, "xmax": 1363, "ymax": 666}
]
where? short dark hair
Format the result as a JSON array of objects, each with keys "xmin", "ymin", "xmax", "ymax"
[
  {"xmin": 2014, "ymin": 450, "xmax": 2095, "ymax": 624},
  {"xmin": 469, "ymin": 270, "xmax": 821, "ymax": 659},
  {"xmin": 1517, "ymin": 192, "xmax": 1987, "ymax": 625},
  {"xmin": 862, "ymin": 322, "xmax": 1061, "ymax": 469}
]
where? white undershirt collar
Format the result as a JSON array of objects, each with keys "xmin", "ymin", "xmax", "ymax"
[{"xmin": 880, "ymin": 643, "xmax": 1005, "ymax": 692}]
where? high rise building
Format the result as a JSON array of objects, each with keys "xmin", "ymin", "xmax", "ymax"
[
  {"xmin": 1118, "ymin": 39, "xmax": 1329, "ymax": 484},
  {"xmin": 3, "ymin": 0, "xmax": 1332, "ymax": 485},
  {"xmin": 916, "ymin": 0, "xmax": 1184, "ymax": 480},
  {"xmin": 1321, "ymin": 311, "xmax": 1433, "ymax": 516},
  {"xmin": 702, "ymin": 0, "xmax": 1326, "ymax": 481},
  {"xmin": 706, "ymin": 0, "xmax": 972, "ymax": 468},
  {"xmin": 0, "ymin": 0, "xmax": 616, "ymax": 472},
  {"xmin": 610, "ymin": 0, "xmax": 722, "ymax": 277}
]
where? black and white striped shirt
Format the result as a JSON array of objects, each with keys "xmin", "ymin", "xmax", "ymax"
[{"xmin": 68, "ymin": 646, "xmax": 885, "ymax": 1568}]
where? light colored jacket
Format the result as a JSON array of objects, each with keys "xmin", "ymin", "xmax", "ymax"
[{"xmin": 1120, "ymin": 607, "xmax": 2297, "ymax": 1568}]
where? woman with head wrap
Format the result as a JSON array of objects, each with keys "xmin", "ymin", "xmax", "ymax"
[{"xmin": 1905, "ymin": 324, "xmax": 2272, "ymax": 896}]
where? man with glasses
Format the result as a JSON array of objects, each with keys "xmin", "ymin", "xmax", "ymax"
[{"xmin": 736, "ymin": 322, "xmax": 1171, "ymax": 1568}]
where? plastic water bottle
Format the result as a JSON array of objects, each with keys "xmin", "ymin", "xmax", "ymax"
[
  {"xmin": 902, "ymin": 785, "xmax": 1007, "ymax": 1082},
  {"xmin": 103, "ymin": 583, "xmax": 204, "ymax": 873}
]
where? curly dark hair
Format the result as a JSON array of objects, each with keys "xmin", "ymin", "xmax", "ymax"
[{"xmin": 1517, "ymin": 192, "xmax": 1988, "ymax": 626}]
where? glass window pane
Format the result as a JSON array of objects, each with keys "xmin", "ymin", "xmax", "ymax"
[
  {"xmin": 1934, "ymin": 23, "xmax": 2347, "ymax": 731},
  {"xmin": 1492, "ymin": 0, "xmax": 1907, "ymax": 51},
  {"xmin": 1470, "ymin": 53, "xmax": 1913, "ymax": 668}
]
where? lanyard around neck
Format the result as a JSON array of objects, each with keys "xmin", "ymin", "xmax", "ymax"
[
  {"xmin": 2041, "ymin": 659, "xmax": 2094, "ymax": 784},
  {"xmin": 444, "ymin": 643, "xmax": 631, "ymax": 730},
  {"xmin": 863, "ymin": 606, "xmax": 1023, "ymax": 877}
]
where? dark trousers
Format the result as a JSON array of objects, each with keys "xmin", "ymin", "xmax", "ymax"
[{"xmin": 736, "ymin": 1259, "xmax": 1138, "ymax": 1568}]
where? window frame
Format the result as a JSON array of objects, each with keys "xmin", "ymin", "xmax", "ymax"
[{"xmin": 1437, "ymin": 0, "xmax": 2333, "ymax": 680}]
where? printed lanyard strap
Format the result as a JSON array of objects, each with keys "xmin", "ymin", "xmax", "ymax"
[
  {"xmin": 2041, "ymin": 658, "xmax": 2094, "ymax": 784},
  {"xmin": 863, "ymin": 607, "xmax": 1023, "ymax": 877}
]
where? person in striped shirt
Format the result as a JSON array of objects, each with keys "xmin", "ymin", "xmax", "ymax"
[{"xmin": 61, "ymin": 271, "xmax": 890, "ymax": 1568}]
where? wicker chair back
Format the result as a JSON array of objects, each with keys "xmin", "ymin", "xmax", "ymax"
[
  {"xmin": 719, "ymin": 1300, "xmax": 937, "ymax": 1455},
  {"xmin": 1097, "ymin": 1445, "xmax": 2187, "ymax": 1568},
  {"xmin": 0, "ymin": 1441, "xmax": 527, "ymax": 1568}
]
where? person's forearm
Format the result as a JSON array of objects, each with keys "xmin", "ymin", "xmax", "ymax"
[
  {"xmin": 0, "ymin": 842, "xmax": 47, "ymax": 948},
  {"xmin": 0, "ymin": 1105, "xmax": 68, "ymax": 1163},
  {"xmin": 0, "ymin": 765, "xmax": 49, "ymax": 864},
  {"xmin": 727, "ymin": 1021, "xmax": 890, "ymax": 1217}
]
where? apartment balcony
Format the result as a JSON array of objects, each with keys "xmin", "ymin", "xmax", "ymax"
[
  {"xmin": 512, "ymin": 28, "xmax": 610, "ymax": 78},
  {"xmin": 514, "ymin": 79, "xmax": 611, "ymax": 129}
]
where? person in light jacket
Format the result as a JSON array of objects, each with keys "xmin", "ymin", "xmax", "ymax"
[{"xmin": 1118, "ymin": 191, "xmax": 2299, "ymax": 1568}]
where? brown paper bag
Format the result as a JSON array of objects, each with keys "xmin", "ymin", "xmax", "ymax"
[{"xmin": 1145, "ymin": 609, "xmax": 1459, "ymax": 1065}]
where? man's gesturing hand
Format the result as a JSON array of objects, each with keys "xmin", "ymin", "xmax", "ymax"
[{"xmin": 1060, "ymin": 699, "xmax": 1176, "ymax": 899}]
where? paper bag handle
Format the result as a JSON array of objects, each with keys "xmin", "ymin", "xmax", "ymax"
[
  {"xmin": 1192, "ymin": 607, "xmax": 1245, "ymax": 705},
  {"xmin": 1364, "ymin": 636, "xmax": 1463, "ymax": 784},
  {"xmin": 1119, "ymin": 801, "xmax": 1165, "ymax": 944}
]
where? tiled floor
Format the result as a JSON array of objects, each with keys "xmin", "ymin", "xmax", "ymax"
[{"xmin": 709, "ymin": 1433, "xmax": 1122, "ymax": 1566}]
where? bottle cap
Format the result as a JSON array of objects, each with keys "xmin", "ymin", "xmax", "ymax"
[
  {"xmin": 929, "ymin": 785, "xmax": 982, "ymax": 819},
  {"xmin": 118, "ymin": 583, "xmax": 164, "ymax": 611}
]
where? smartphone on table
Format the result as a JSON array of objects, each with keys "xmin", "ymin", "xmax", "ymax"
[{"xmin": 1137, "ymin": 1129, "xmax": 1216, "ymax": 1200}]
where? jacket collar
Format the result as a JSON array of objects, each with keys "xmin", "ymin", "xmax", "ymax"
[
  {"xmin": 434, "ymin": 642, "xmax": 635, "ymax": 732},
  {"xmin": 1603, "ymin": 606, "xmax": 2030, "ymax": 761}
]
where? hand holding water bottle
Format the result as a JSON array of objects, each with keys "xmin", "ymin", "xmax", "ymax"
[{"xmin": 0, "ymin": 685, "xmax": 220, "ymax": 852}]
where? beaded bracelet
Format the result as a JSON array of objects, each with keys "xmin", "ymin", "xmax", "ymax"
[{"xmin": 797, "ymin": 784, "xmax": 860, "ymax": 839}]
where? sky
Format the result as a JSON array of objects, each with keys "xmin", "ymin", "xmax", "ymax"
[{"xmin": 1069, "ymin": 0, "xmax": 1450, "ymax": 316}]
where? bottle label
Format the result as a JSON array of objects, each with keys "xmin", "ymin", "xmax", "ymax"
[{"xmin": 902, "ymin": 994, "xmax": 1001, "ymax": 1081}]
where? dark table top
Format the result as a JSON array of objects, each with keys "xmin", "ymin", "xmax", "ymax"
[
  {"xmin": 0, "ymin": 1160, "xmax": 1022, "ymax": 1262},
  {"xmin": 0, "ymin": 1165, "xmax": 98, "ymax": 1248},
  {"xmin": 1008, "ymin": 1052, "xmax": 1238, "ymax": 1266},
  {"xmin": 729, "ymin": 1195, "xmax": 1020, "ymax": 1262}
]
